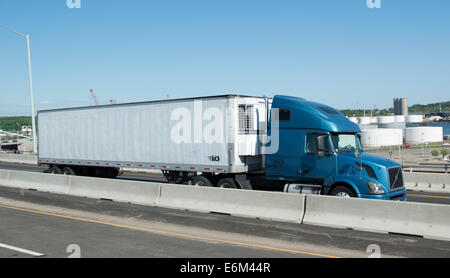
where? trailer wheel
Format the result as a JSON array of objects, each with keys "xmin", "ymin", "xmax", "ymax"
[
  {"xmin": 329, "ymin": 185, "xmax": 356, "ymax": 198},
  {"xmin": 48, "ymin": 165, "xmax": 62, "ymax": 174},
  {"xmin": 62, "ymin": 167, "xmax": 76, "ymax": 176},
  {"xmin": 191, "ymin": 176, "xmax": 213, "ymax": 187},
  {"xmin": 217, "ymin": 178, "xmax": 238, "ymax": 189}
]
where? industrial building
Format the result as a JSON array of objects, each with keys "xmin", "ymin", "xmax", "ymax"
[{"xmin": 393, "ymin": 98, "xmax": 408, "ymax": 116}]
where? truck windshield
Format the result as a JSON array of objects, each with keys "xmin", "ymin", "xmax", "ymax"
[{"xmin": 330, "ymin": 133, "xmax": 363, "ymax": 153}]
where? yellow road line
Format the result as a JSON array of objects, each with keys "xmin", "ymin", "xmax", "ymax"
[
  {"xmin": 408, "ymin": 194, "xmax": 450, "ymax": 200},
  {"xmin": 0, "ymin": 203, "xmax": 341, "ymax": 258}
]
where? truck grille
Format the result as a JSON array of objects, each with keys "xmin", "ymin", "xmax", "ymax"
[{"xmin": 388, "ymin": 167, "xmax": 404, "ymax": 190}]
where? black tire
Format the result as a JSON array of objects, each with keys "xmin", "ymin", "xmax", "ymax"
[
  {"xmin": 217, "ymin": 177, "xmax": 238, "ymax": 189},
  {"xmin": 62, "ymin": 167, "xmax": 76, "ymax": 176},
  {"xmin": 109, "ymin": 168, "xmax": 120, "ymax": 179},
  {"xmin": 191, "ymin": 175, "xmax": 214, "ymax": 187},
  {"xmin": 48, "ymin": 165, "xmax": 62, "ymax": 174},
  {"xmin": 329, "ymin": 185, "xmax": 356, "ymax": 198}
]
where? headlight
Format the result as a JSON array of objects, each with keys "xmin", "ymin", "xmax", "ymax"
[{"xmin": 366, "ymin": 180, "xmax": 385, "ymax": 194}]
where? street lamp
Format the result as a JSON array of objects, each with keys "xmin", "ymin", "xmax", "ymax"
[{"xmin": 0, "ymin": 24, "xmax": 38, "ymax": 154}]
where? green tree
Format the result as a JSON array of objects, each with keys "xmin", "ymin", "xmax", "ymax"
[
  {"xmin": 0, "ymin": 117, "xmax": 31, "ymax": 131},
  {"xmin": 441, "ymin": 149, "xmax": 450, "ymax": 158},
  {"xmin": 431, "ymin": 150, "xmax": 439, "ymax": 157}
]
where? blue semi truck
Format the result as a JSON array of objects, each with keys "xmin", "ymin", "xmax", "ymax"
[
  {"xmin": 39, "ymin": 94, "xmax": 406, "ymax": 201},
  {"xmin": 263, "ymin": 95, "xmax": 407, "ymax": 201}
]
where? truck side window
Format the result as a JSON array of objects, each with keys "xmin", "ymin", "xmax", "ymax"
[
  {"xmin": 306, "ymin": 133, "xmax": 331, "ymax": 154},
  {"xmin": 279, "ymin": 109, "xmax": 291, "ymax": 121},
  {"xmin": 306, "ymin": 134, "xmax": 318, "ymax": 154}
]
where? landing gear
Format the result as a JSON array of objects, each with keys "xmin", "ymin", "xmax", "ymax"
[{"xmin": 162, "ymin": 171, "xmax": 193, "ymax": 184}]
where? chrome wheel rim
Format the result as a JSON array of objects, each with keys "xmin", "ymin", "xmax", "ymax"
[{"xmin": 336, "ymin": 192, "xmax": 351, "ymax": 197}]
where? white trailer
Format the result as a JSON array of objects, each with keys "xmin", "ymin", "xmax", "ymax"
[{"xmin": 38, "ymin": 95, "xmax": 270, "ymax": 188}]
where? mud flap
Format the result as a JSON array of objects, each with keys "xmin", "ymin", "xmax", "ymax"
[{"xmin": 235, "ymin": 174, "xmax": 253, "ymax": 190}]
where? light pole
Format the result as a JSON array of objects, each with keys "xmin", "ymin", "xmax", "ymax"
[{"xmin": 0, "ymin": 24, "xmax": 38, "ymax": 154}]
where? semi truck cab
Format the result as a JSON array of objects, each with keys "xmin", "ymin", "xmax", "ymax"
[{"xmin": 265, "ymin": 95, "xmax": 407, "ymax": 201}]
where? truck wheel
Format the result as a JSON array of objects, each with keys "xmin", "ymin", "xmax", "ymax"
[
  {"xmin": 191, "ymin": 176, "xmax": 213, "ymax": 187},
  {"xmin": 217, "ymin": 178, "xmax": 238, "ymax": 189},
  {"xmin": 62, "ymin": 167, "xmax": 76, "ymax": 176},
  {"xmin": 48, "ymin": 166, "xmax": 62, "ymax": 174},
  {"xmin": 330, "ymin": 186, "xmax": 356, "ymax": 198}
]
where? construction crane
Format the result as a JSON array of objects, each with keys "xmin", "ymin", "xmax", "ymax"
[
  {"xmin": 90, "ymin": 89, "xmax": 99, "ymax": 106},
  {"xmin": 90, "ymin": 89, "xmax": 116, "ymax": 105}
]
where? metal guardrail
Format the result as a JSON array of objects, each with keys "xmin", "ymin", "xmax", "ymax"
[{"xmin": 403, "ymin": 163, "xmax": 449, "ymax": 173}]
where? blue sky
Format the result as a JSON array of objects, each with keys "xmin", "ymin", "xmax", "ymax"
[{"xmin": 0, "ymin": 0, "xmax": 449, "ymax": 116}]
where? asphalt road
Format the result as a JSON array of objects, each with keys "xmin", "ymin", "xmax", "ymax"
[
  {"xmin": 0, "ymin": 197, "xmax": 306, "ymax": 258},
  {"xmin": 0, "ymin": 161, "xmax": 449, "ymax": 205},
  {"xmin": 0, "ymin": 185, "xmax": 449, "ymax": 258}
]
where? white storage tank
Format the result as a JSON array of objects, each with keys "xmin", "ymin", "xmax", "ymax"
[
  {"xmin": 378, "ymin": 122, "xmax": 406, "ymax": 129},
  {"xmin": 405, "ymin": 127, "xmax": 443, "ymax": 144},
  {"xmin": 359, "ymin": 124, "xmax": 378, "ymax": 130},
  {"xmin": 406, "ymin": 115, "xmax": 423, "ymax": 123},
  {"xmin": 370, "ymin": 117, "xmax": 378, "ymax": 124},
  {"xmin": 379, "ymin": 122, "xmax": 406, "ymax": 138},
  {"xmin": 394, "ymin": 115, "xmax": 405, "ymax": 123},
  {"xmin": 349, "ymin": 117, "xmax": 358, "ymax": 124},
  {"xmin": 378, "ymin": 116, "xmax": 395, "ymax": 124},
  {"xmin": 358, "ymin": 117, "xmax": 371, "ymax": 125},
  {"xmin": 360, "ymin": 129, "xmax": 403, "ymax": 148}
]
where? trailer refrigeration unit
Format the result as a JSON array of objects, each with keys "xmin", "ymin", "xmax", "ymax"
[{"xmin": 38, "ymin": 95, "xmax": 407, "ymax": 200}]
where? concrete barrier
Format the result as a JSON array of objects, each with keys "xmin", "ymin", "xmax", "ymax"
[
  {"xmin": 303, "ymin": 194, "xmax": 450, "ymax": 241},
  {"xmin": 0, "ymin": 169, "xmax": 160, "ymax": 206},
  {"xmin": 0, "ymin": 170, "xmax": 10, "ymax": 187},
  {"xmin": 0, "ymin": 154, "xmax": 37, "ymax": 165},
  {"xmin": 158, "ymin": 183, "xmax": 305, "ymax": 223},
  {"xmin": 404, "ymin": 172, "xmax": 450, "ymax": 193},
  {"xmin": 0, "ymin": 169, "xmax": 304, "ymax": 223},
  {"xmin": 6, "ymin": 170, "xmax": 71, "ymax": 194},
  {"xmin": 67, "ymin": 175, "xmax": 161, "ymax": 206},
  {"xmin": 1, "ymin": 169, "xmax": 450, "ymax": 241}
]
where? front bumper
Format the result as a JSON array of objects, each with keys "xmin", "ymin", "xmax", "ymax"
[{"xmin": 359, "ymin": 188, "xmax": 407, "ymax": 201}]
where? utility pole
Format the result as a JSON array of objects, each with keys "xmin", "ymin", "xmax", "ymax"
[{"xmin": 0, "ymin": 24, "xmax": 38, "ymax": 154}]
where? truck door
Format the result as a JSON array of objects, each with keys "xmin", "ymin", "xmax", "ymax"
[
  {"xmin": 264, "ymin": 129, "xmax": 302, "ymax": 180},
  {"xmin": 300, "ymin": 133, "xmax": 335, "ymax": 184}
]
